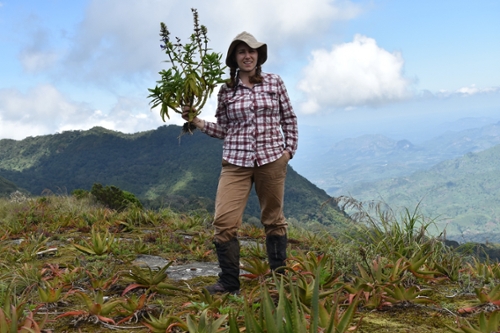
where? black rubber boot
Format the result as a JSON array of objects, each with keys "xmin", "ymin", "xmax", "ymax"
[
  {"xmin": 206, "ymin": 238, "xmax": 240, "ymax": 294},
  {"xmin": 266, "ymin": 234, "xmax": 288, "ymax": 273}
]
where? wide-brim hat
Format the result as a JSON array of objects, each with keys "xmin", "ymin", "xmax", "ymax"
[{"xmin": 225, "ymin": 31, "xmax": 267, "ymax": 68}]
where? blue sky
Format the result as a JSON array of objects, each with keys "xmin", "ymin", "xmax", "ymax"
[{"xmin": 0, "ymin": 0, "xmax": 499, "ymax": 141}]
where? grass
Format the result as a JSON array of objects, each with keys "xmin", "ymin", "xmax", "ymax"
[{"xmin": 0, "ymin": 193, "xmax": 499, "ymax": 332}]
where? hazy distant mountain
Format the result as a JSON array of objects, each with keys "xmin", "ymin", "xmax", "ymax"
[
  {"xmin": 294, "ymin": 121, "xmax": 500, "ymax": 196},
  {"xmin": 437, "ymin": 117, "xmax": 500, "ymax": 134},
  {"xmin": 345, "ymin": 144, "xmax": 500, "ymax": 242},
  {"xmin": 287, "ymin": 119, "xmax": 500, "ymax": 242},
  {"xmin": 420, "ymin": 120, "xmax": 500, "ymax": 156},
  {"xmin": 0, "ymin": 125, "xmax": 348, "ymax": 227}
]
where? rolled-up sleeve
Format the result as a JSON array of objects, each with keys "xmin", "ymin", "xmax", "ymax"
[
  {"xmin": 277, "ymin": 76, "xmax": 298, "ymax": 158},
  {"xmin": 202, "ymin": 87, "xmax": 228, "ymax": 139}
]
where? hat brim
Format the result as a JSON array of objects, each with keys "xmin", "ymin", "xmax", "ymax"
[{"xmin": 225, "ymin": 39, "xmax": 267, "ymax": 68}]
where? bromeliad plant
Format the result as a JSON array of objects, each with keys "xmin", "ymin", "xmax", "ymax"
[
  {"xmin": 468, "ymin": 257, "xmax": 496, "ymax": 284},
  {"xmin": 344, "ymin": 256, "xmax": 408, "ymax": 310},
  {"xmin": 240, "ymin": 256, "xmax": 270, "ymax": 281},
  {"xmin": 0, "ymin": 296, "xmax": 48, "ymax": 333},
  {"xmin": 37, "ymin": 280, "xmax": 64, "ymax": 305},
  {"xmin": 458, "ymin": 284, "xmax": 500, "ymax": 314},
  {"xmin": 243, "ymin": 269, "xmax": 361, "ymax": 333},
  {"xmin": 447, "ymin": 311, "xmax": 500, "ymax": 333},
  {"xmin": 382, "ymin": 284, "xmax": 433, "ymax": 306},
  {"xmin": 56, "ymin": 290, "xmax": 123, "ymax": 326},
  {"xmin": 116, "ymin": 293, "xmax": 155, "ymax": 325},
  {"xmin": 148, "ymin": 8, "xmax": 226, "ymax": 134},
  {"xmin": 73, "ymin": 226, "xmax": 115, "ymax": 256},
  {"xmin": 143, "ymin": 308, "xmax": 187, "ymax": 333},
  {"xmin": 170, "ymin": 309, "xmax": 230, "ymax": 333},
  {"xmin": 288, "ymin": 251, "xmax": 342, "ymax": 289},
  {"xmin": 185, "ymin": 288, "xmax": 231, "ymax": 314},
  {"xmin": 121, "ymin": 263, "xmax": 185, "ymax": 295},
  {"xmin": 86, "ymin": 268, "xmax": 120, "ymax": 292}
]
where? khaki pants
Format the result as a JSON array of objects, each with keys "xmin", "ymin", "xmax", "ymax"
[{"xmin": 213, "ymin": 154, "xmax": 289, "ymax": 243}]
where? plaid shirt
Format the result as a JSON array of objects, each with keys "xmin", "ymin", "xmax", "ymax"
[{"xmin": 203, "ymin": 73, "xmax": 298, "ymax": 167}]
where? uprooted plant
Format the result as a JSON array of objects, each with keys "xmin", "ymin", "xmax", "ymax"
[{"xmin": 148, "ymin": 8, "xmax": 226, "ymax": 135}]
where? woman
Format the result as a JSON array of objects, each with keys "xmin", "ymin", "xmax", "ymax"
[{"xmin": 183, "ymin": 31, "xmax": 298, "ymax": 294}]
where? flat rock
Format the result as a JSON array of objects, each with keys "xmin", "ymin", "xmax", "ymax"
[
  {"xmin": 167, "ymin": 262, "xmax": 222, "ymax": 281},
  {"xmin": 132, "ymin": 254, "xmax": 252, "ymax": 281},
  {"xmin": 132, "ymin": 255, "xmax": 221, "ymax": 281},
  {"xmin": 132, "ymin": 254, "xmax": 172, "ymax": 269}
]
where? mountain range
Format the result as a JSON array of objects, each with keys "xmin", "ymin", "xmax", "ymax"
[
  {"xmin": 291, "ymin": 120, "xmax": 500, "ymax": 242},
  {"xmin": 0, "ymin": 125, "xmax": 348, "ymax": 228},
  {"xmin": 347, "ymin": 143, "xmax": 500, "ymax": 242},
  {"xmin": 293, "ymin": 121, "xmax": 500, "ymax": 196},
  {"xmin": 2, "ymin": 119, "xmax": 500, "ymax": 242}
]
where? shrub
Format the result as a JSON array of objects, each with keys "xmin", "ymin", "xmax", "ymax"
[
  {"xmin": 71, "ymin": 188, "xmax": 90, "ymax": 200},
  {"xmin": 90, "ymin": 183, "xmax": 143, "ymax": 211}
]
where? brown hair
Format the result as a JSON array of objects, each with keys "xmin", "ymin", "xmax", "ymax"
[{"xmin": 227, "ymin": 64, "xmax": 263, "ymax": 89}]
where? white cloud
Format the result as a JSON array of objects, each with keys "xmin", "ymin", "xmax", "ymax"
[
  {"xmin": 432, "ymin": 85, "xmax": 500, "ymax": 98},
  {"xmin": 99, "ymin": 96, "xmax": 175, "ymax": 134},
  {"xmin": 455, "ymin": 85, "xmax": 499, "ymax": 96},
  {"xmin": 297, "ymin": 34, "xmax": 412, "ymax": 113},
  {"xmin": 60, "ymin": 1, "xmax": 167, "ymax": 83},
  {"xmin": 0, "ymin": 85, "xmax": 91, "ymax": 139},
  {"xmin": 0, "ymin": 84, "xmax": 79, "ymax": 121},
  {"xmin": 0, "ymin": 0, "xmax": 365, "ymax": 140},
  {"xmin": 57, "ymin": 0, "xmax": 362, "ymax": 84},
  {"xmin": 17, "ymin": 18, "xmax": 60, "ymax": 73},
  {"xmin": 204, "ymin": 0, "xmax": 362, "ymax": 44},
  {"xmin": 19, "ymin": 50, "xmax": 59, "ymax": 73},
  {"xmin": 0, "ymin": 85, "xmax": 166, "ymax": 140}
]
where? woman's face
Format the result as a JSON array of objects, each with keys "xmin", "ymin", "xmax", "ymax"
[{"xmin": 235, "ymin": 43, "xmax": 258, "ymax": 73}]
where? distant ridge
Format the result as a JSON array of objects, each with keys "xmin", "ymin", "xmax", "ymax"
[
  {"xmin": 0, "ymin": 125, "xmax": 349, "ymax": 227},
  {"xmin": 346, "ymin": 144, "xmax": 500, "ymax": 242},
  {"xmin": 295, "ymin": 121, "xmax": 500, "ymax": 196},
  {"xmin": 0, "ymin": 175, "xmax": 18, "ymax": 197}
]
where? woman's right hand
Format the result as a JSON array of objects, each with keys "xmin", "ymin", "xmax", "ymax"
[
  {"xmin": 181, "ymin": 106, "xmax": 193, "ymax": 121},
  {"xmin": 181, "ymin": 106, "xmax": 205, "ymax": 129}
]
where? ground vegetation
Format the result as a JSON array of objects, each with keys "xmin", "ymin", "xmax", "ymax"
[{"xmin": 1, "ymin": 192, "xmax": 500, "ymax": 332}]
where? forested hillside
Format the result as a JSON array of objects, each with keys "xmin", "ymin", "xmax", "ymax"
[
  {"xmin": 0, "ymin": 175, "xmax": 18, "ymax": 196},
  {"xmin": 346, "ymin": 144, "xmax": 500, "ymax": 242},
  {"xmin": 0, "ymin": 126, "xmax": 348, "ymax": 227}
]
